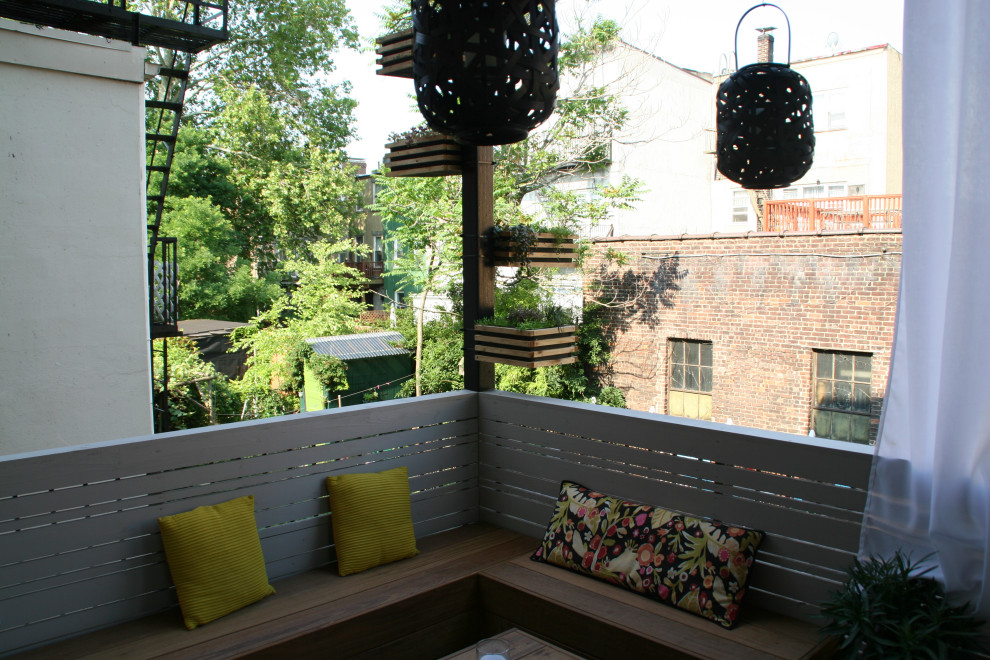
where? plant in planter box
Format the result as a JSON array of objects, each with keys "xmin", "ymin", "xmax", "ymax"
[
  {"xmin": 374, "ymin": 4, "xmax": 413, "ymax": 78},
  {"xmin": 474, "ymin": 279, "xmax": 578, "ymax": 368},
  {"xmin": 490, "ymin": 223, "xmax": 579, "ymax": 268},
  {"xmin": 384, "ymin": 125, "xmax": 461, "ymax": 178},
  {"xmin": 819, "ymin": 551, "xmax": 985, "ymax": 659}
]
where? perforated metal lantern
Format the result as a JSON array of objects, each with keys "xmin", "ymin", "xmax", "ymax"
[
  {"xmin": 716, "ymin": 4, "xmax": 814, "ymax": 189},
  {"xmin": 412, "ymin": 0, "xmax": 559, "ymax": 146}
]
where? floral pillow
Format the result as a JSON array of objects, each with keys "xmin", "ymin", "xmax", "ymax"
[
  {"xmin": 531, "ymin": 481, "xmax": 623, "ymax": 575},
  {"xmin": 532, "ymin": 481, "xmax": 764, "ymax": 628}
]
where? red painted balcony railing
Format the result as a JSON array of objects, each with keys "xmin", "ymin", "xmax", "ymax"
[{"xmin": 764, "ymin": 194, "xmax": 902, "ymax": 232}]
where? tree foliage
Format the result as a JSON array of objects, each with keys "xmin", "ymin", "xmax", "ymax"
[
  {"xmin": 230, "ymin": 240, "xmax": 363, "ymax": 417},
  {"xmin": 141, "ymin": 1, "xmax": 366, "ymax": 323},
  {"xmin": 373, "ymin": 174, "xmax": 463, "ymax": 395},
  {"xmin": 142, "ymin": 0, "xmax": 358, "ymax": 149},
  {"xmin": 152, "ymin": 337, "xmax": 242, "ymax": 429}
]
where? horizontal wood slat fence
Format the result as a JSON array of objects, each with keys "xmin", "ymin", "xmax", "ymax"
[{"xmin": 0, "ymin": 390, "xmax": 872, "ymax": 656}]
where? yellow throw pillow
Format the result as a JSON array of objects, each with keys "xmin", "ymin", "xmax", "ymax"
[
  {"xmin": 158, "ymin": 495, "xmax": 275, "ymax": 629},
  {"xmin": 326, "ymin": 466, "xmax": 419, "ymax": 576}
]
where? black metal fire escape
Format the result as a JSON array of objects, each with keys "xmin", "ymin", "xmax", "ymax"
[{"xmin": 0, "ymin": 0, "xmax": 228, "ymax": 432}]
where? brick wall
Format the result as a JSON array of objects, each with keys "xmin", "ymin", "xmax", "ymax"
[{"xmin": 584, "ymin": 230, "xmax": 902, "ymax": 440}]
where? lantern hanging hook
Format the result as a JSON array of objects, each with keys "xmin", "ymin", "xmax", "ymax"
[{"xmin": 733, "ymin": 3, "xmax": 792, "ymax": 70}]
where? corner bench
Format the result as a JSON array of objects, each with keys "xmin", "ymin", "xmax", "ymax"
[
  {"xmin": 2, "ymin": 391, "xmax": 870, "ymax": 658},
  {"xmin": 13, "ymin": 523, "xmax": 835, "ymax": 660}
]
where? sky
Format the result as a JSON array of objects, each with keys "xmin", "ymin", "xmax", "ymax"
[{"xmin": 332, "ymin": 0, "xmax": 904, "ymax": 168}]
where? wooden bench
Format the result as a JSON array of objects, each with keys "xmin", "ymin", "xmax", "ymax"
[
  {"xmin": 1, "ymin": 391, "xmax": 871, "ymax": 658},
  {"xmin": 12, "ymin": 523, "xmax": 834, "ymax": 660}
]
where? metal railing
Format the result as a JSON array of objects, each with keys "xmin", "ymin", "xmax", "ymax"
[
  {"xmin": 149, "ymin": 236, "xmax": 179, "ymax": 337},
  {"xmin": 0, "ymin": 0, "xmax": 228, "ymax": 52},
  {"xmin": 764, "ymin": 194, "xmax": 902, "ymax": 232}
]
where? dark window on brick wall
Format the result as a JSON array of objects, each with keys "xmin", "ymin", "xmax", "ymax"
[
  {"xmin": 812, "ymin": 350, "xmax": 872, "ymax": 443},
  {"xmin": 669, "ymin": 339, "xmax": 713, "ymax": 421}
]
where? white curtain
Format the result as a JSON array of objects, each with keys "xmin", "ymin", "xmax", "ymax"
[{"xmin": 860, "ymin": 0, "xmax": 990, "ymax": 618}]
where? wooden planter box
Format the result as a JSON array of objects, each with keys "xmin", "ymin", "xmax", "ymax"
[
  {"xmin": 375, "ymin": 29, "xmax": 413, "ymax": 78},
  {"xmin": 474, "ymin": 324, "xmax": 578, "ymax": 368},
  {"xmin": 385, "ymin": 134, "xmax": 462, "ymax": 177},
  {"xmin": 493, "ymin": 231, "xmax": 579, "ymax": 267}
]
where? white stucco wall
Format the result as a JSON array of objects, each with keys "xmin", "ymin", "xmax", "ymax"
[
  {"xmin": 0, "ymin": 20, "xmax": 153, "ymax": 454},
  {"xmin": 604, "ymin": 44, "xmax": 715, "ymax": 237}
]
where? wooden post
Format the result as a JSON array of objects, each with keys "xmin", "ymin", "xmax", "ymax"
[{"xmin": 462, "ymin": 145, "xmax": 496, "ymax": 391}]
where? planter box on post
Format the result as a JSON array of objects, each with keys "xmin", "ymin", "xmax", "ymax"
[
  {"xmin": 384, "ymin": 134, "xmax": 462, "ymax": 178},
  {"xmin": 375, "ymin": 29, "xmax": 413, "ymax": 78},
  {"xmin": 493, "ymin": 231, "xmax": 579, "ymax": 268},
  {"xmin": 474, "ymin": 324, "xmax": 578, "ymax": 368}
]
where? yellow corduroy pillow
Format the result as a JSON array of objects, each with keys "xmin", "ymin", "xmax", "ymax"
[
  {"xmin": 158, "ymin": 495, "xmax": 275, "ymax": 629},
  {"xmin": 326, "ymin": 466, "xmax": 419, "ymax": 576}
]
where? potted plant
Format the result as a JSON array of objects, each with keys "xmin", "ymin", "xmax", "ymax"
[
  {"xmin": 374, "ymin": 9, "xmax": 413, "ymax": 79},
  {"xmin": 384, "ymin": 125, "xmax": 461, "ymax": 178},
  {"xmin": 819, "ymin": 550, "xmax": 985, "ymax": 659},
  {"xmin": 490, "ymin": 224, "xmax": 579, "ymax": 268},
  {"xmin": 474, "ymin": 280, "xmax": 578, "ymax": 368}
]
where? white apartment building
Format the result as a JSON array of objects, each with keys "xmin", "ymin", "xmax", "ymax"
[
  {"xmin": 529, "ymin": 38, "xmax": 903, "ymax": 238},
  {"xmin": 712, "ymin": 43, "xmax": 903, "ymax": 232}
]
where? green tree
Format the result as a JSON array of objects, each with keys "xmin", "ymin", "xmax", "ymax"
[
  {"xmin": 153, "ymin": 336, "xmax": 243, "ymax": 429},
  {"xmin": 143, "ymin": 0, "xmax": 364, "ymax": 321},
  {"xmin": 373, "ymin": 174, "xmax": 462, "ymax": 396},
  {"xmin": 394, "ymin": 307, "xmax": 465, "ymax": 397},
  {"xmin": 205, "ymin": 84, "xmax": 365, "ymax": 268},
  {"xmin": 142, "ymin": 0, "xmax": 359, "ymax": 149},
  {"xmin": 231, "ymin": 240, "xmax": 364, "ymax": 417},
  {"xmin": 161, "ymin": 196, "xmax": 282, "ymax": 321}
]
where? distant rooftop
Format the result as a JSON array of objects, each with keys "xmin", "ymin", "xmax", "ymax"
[
  {"xmin": 178, "ymin": 319, "xmax": 248, "ymax": 338},
  {"xmin": 307, "ymin": 331, "xmax": 407, "ymax": 361}
]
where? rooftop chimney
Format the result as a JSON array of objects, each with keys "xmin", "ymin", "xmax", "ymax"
[{"xmin": 757, "ymin": 27, "xmax": 776, "ymax": 63}]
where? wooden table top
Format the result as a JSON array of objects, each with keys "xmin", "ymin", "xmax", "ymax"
[{"xmin": 441, "ymin": 628, "xmax": 585, "ymax": 660}]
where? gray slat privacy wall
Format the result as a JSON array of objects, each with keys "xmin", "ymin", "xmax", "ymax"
[
  {"xmin": 0, "ymin": 391, "xmax": 478, "ymax": 656},
  {"xmin": 1, "ymin": 389, "xmax": 872, "ymax": 656},
  {"xmin": 476, "ymin": 391, "xmax": 875, "ymax": 621}
]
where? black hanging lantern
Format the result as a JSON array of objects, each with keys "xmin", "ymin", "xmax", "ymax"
[
  {"xmin": 411, "ymin": 0, "xmax": 559, "ymax": 146},
  {"xmin": 716, "ymin": 4, "xmax": 814, "ymax": 189}
]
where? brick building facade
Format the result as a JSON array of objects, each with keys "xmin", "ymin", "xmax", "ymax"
[{"xmin": 585, "ymin": 231, "xmax": 902, "ymax": 442}]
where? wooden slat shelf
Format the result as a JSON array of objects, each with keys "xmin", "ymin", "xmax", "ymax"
[
  {"xmin": 384, "ymin": 134, "xmax": 463, "ymax": 178},
  {"xmin": 375, "ymin": 28, "xmax": 414, "ymax": 78},
  {"xmin": 474, "ymin": 324, "xmax": 578, "ymax": 368},
  {"xmin": 492, "ymin": 231, "xmax": 579, "ymax": 268}
]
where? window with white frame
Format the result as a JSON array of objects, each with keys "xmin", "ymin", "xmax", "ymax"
[
  {"xmin": 779, "ymin": 184, "xmax": 855, "ymax": 199},
  {"xmin": 817, "ymin": 90, "xmax": 848, "ymax": 131},
  {"xmin": 732, "ymin": 191, "xmax": 750, "ymax": 223},
  {"xmin": 373, "ymin": 236, "xmax": 383, "ymax": 263}
]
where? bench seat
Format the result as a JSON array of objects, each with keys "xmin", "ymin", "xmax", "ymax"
[
  {"xmin": 12, "ymin": 523, "xmax": 834, "ymax": 660},
  {"xmin": 478, "ymin": 555, "xmax": 837, "ymax": 660}
]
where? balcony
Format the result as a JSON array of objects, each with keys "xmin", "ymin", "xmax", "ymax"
[
  {"xmin": 344, "ymin": 260, "xmax": 384, "ymax": 280},
  {"xmin": 0, "ymin": 0, "xmax": 228, "ymax": 53},
  {"xmin": 764, "ymin": 194, "xmax": 902, "ymax": 233},
  {"xmin": 0, "ymin": 390, "xmax": 872, "ymax": 656},
  {"xmin": 149, "ymin": 235, "xmax": 179, "ymax": 338}
]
